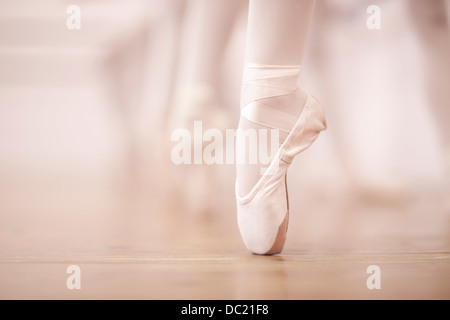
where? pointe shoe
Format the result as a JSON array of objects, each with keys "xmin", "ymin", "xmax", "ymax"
[{"xmin": 236, "ymin": 95, "xmax": 327, "ymax": 255}]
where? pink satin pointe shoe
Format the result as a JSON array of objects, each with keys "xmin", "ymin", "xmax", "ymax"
[{"xmin": 236, "ymin": 95, "xmax": 327, "ymax": 255}]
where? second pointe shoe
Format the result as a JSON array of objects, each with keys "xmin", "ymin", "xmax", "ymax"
[{"xmin": 236, "ymin": 95, "xmax": 326, "ymax": 255}]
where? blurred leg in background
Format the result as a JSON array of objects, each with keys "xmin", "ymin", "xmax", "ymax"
[
  {"xmin": 171, "ymin": 0, "xmax": 245, "ymax": 103},
  {"xmin": 168, "ymin": 0, "xmax": 246, "ymax": 216},
  {"xmin": 408, "ymin": 0, "xmax": 450, "ymax": 247},
  {"xmin": 408, "ymin": 0, "xmax": 450, "ymax": 200}
]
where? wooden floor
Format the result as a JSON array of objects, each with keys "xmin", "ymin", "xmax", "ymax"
[
  {"xmin": 0, "ymin": 174, "xmax": 449, "ymax": 300},
  {"xmin": 1, "ymin": 0, "xmax": 449, "ymax": 301}
]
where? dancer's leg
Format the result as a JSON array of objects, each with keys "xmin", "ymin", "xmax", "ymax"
[
  {"xmin": 408, "ymin": 0, "xmax": 450, "ymax": 170},
  {"xmin": 170, "ymin": 0, "xmax": 244, "ymax": 135},
  {"xmin": 235, "ymin": 0, "xmax": 326, "ymax": 254},
  {"xmin": 176, "ymin": 0, "xmax": 244, "ymax": 91},
  {"xmin": 237, "ymin": 0, "xmax": 316, "ymax": 196},
  {"xmin": 170, "ymin": 0, "xmax": 245, "ymax": 216},
  {"xmin": 245, "ymin": 0, "xmax": 315, "ymax": 65}
]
